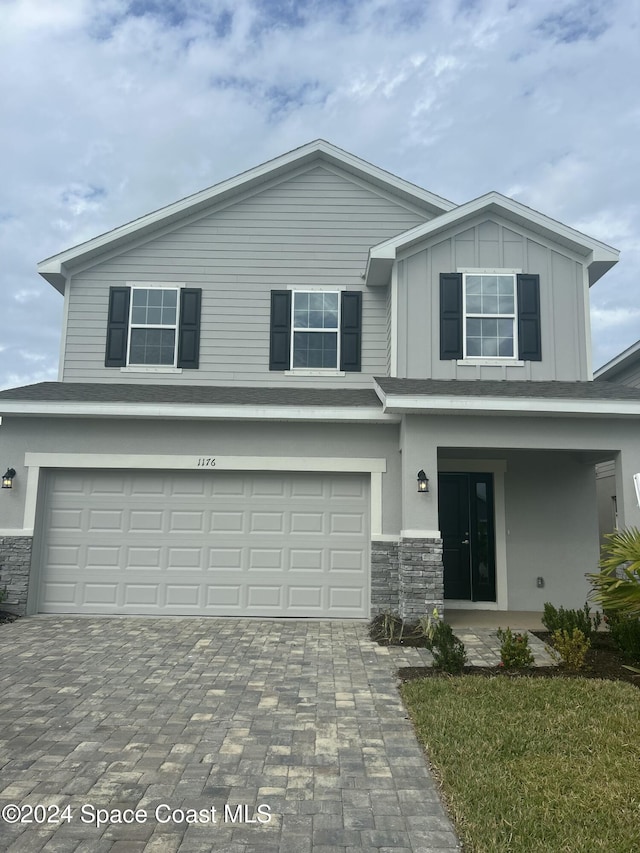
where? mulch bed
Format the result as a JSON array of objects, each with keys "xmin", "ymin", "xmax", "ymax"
[
  {"xmin": 397, "ymin": 631, "xmax": 640, "ymax": 689},
  {"xmin": 0, "ymin": 611, "xmax": 19, "ymax": 625}
]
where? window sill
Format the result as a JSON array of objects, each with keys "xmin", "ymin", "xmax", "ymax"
[
  {"xmin": 456, "ymin": 359, "xmax": 525, "ymax": 367},
  {"xmin": 284, "ymin": 369, "xmax": 346, "ymax": 377},
  {"xmin": 120, "ymin": 367, "xmax": 183, "ymax": 374}
]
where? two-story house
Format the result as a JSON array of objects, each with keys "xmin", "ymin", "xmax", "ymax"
[{"xmin": 2, "ymin": 140, "xmax": 640, "ymax": 620}]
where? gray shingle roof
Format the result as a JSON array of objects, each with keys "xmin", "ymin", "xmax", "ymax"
[
  {"xmin": 375, "ymin": 377, "xmax": 640, "ymax": 401},
  {"xmin": 3, "ymin": 379, "xmax": 639, "ymax": 410},
  {"xmin": 0, "ymin": 382, "xmax": 381, "ymax": 407}
]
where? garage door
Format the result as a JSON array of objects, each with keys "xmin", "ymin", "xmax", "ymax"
[{"xmin": 38, "ymin": 469, "xmax": 369, "ymax": 617}]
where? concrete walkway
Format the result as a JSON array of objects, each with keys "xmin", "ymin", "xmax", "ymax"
[{"xmin": 0, "ymin": 616, "xmax": 460, "ymax": 853}]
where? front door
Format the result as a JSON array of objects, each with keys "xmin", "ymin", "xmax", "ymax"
[{"xmin": 438, "ymin": 473, "xmax": 496, "ymax": 602}]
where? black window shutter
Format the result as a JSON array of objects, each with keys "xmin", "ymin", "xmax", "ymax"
[
  {"xmin": 269, "ymin": 290, "xmax": 291, "ymax": 370},
  {"xmin": 340, "ymin": 291, "xmax": 362, "ymax": 372},
  {"xmin": 177, "ymin": 288, "xmax": 202, "ymax": 369},
  {"xmin": 517, "ymin": 274, "xmax": 542, "ymax": 361},
  {"xmin": 440, "ymin": 273, "xmax": 463, "ymax": 359},
  {"xmin": 105, "ymin": 287, "xmax": 130, "ymax": 367}
]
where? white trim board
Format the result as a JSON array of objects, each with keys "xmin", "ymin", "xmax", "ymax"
[
  {"xmin": 0, "ymin": 401, "xmax": 398, "ymax": 423},
  {"xmin": 379, "ymin": 393, "xmax": 640, "ymax": 418},
  {"xmin": 24, "ymin": 453, "xmax": 387, "ymax": 472}
]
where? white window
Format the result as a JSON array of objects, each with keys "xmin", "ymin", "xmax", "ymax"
[
  {"xmin": 128, "ymin": 287, "xmax": 179, "ymax": 366},
  {"xmin": 463, "ymin": 274, "xmax": 517, "ymax": 359},
  {"xmin": 291, "ymin": 291, "xmax": 340, "ymax": 369}
]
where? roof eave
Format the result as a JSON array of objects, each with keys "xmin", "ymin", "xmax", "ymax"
[
  {"xmin": 595, "ymin": 339, "xmax": 640, "ymax": 380},
  {"xmin": 365, "ymin": 193, "xmax": 620, "ymax": 287},
  {"xmin": 0, "ymin": 399, "xmax": 398, "ymax": 424},
  {"xmin": 37, "ymin": 140, "xmax": 455, "ymax": 284},
  {"xmin": 37, "ymin": 262, "xmax": 67, "ymax": 293},
  {"xmin": 379, "ymin": 392, "xmax": 640, "ymax": 418}
]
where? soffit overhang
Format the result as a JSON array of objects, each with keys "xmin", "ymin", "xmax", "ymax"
[{"xmin": 365, "ymin": 192, "xmax": 619, "ymax": 287}]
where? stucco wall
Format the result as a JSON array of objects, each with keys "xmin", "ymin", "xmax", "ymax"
[
  {"xmin": 0, "ymin": 416, "xmax": 402, "ymax": 535},
  {"xmin": 502, "ymin": 451, "xmax": 598, "ymax": 611}
]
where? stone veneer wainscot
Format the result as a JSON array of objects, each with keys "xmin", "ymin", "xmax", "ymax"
[
  {"xmin": 370, "ymin": 537, "xmax": 444, "ymax": 619},
  {"xmin": 0, "ymin": 536, "xmax": 33, "ymax": 616}
]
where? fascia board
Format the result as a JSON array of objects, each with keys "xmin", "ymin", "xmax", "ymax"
[
  {"xmin": 364, "ymin": 255, "xmax": 394, "ymax": 287},
  {"xmin": 38, "ymin": 264, "xmax": 67, "ymax": 292},
  {"xmin": 317, "ymin": 143, "xmax": 456, "ymax": 214},
  {"xmin": 0, "ymin": 401, "xmax": 398, "ymax": 423},
  {"xmin": 367, "ymin": 193, "xmax": 619, "ymax": 284},
  {"xmin": 595, "ymin": 339, "xmax": 640, "ymax": 379},
  {"xmin": 37, "ymin": 140, "xmax": 455, "ymax": 280},
  {"xmin": 381, "ymin": 393, "xmax": 640, "ymax": 418}
]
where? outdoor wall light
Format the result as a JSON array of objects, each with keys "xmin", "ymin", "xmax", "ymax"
[
  {"xmin": 417, "ymin": 470, "xmax": 429, "ymax": 493},
  {"xmin": 2, "ymin": 468, "xmax": 16, "ymax": 489}
]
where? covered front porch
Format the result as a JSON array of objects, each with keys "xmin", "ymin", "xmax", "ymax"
[{"xmin": 379, "ymin": 403, "xmax": 640, "ymax": 621}]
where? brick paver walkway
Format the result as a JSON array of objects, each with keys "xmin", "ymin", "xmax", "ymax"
[
  {"xmin": 0, "ymin": 617, "xmax": 460, "ymax": 852},
  {"xmin": 456, "ymin": 627, "xmax": 555, "ymax": 667}
]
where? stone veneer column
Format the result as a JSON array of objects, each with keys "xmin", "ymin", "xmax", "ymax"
[
  {"xmin": 0, "ymin": 536, "xmax": 33, "ymax": 616},
  {"xmin": 398, "ymin": 537, "xmax": 444, "ymax": 620},
  {"xmin": 370, "ymin": 540, "xmax": 400, "ymax": 615}
]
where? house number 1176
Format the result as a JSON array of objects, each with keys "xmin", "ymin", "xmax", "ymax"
[{"xmin": 196, "ymin": 457, "xmax": 216, "ymax": 467}]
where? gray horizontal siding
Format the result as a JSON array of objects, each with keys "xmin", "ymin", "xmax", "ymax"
[
  {"xmin": 63, "ymin": 165, "xmax": 427, "ymax": 386},
  {"xmin": 603, "ymin": 363, "xmax": 640, "ymax": 388}
]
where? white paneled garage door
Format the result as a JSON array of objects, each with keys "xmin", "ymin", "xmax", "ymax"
[{"xmin": 38, "ymin": 469, "xmax": 369, "ymax": 617}]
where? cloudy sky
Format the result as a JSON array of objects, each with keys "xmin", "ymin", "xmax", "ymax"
[{"xmin": 1, "ymin": 0, "xmax": 639, "ymax": 389}]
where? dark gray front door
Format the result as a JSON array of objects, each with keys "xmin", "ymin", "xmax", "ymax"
[{"xmin": 438, "ymin": 473, "xmax": 496, "ymax": 601}]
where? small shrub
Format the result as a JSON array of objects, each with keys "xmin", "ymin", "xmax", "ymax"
[
  {"xmin": 415, "ymin": 608, "xmax": 440, "ymax": 644},
  {"xmin": 428, "ymin": 621, "xmax": 467, "ymax": 674},
  {"xmin": 497, "ymin": 627, "xmax": 534, "ymax": 669},
  {"xmin": 547, "ymin": 628, "xmax": 590, "ymax": 670},
  {"xmin": 605, "ymin": 611, "xmax": 640, "ymax": 663},
  {"xmin": 369, "ymin": 610, "xmax": 405, "ymax": 643},
  {"xmin": 542, "ymin": 601, "xmax": 598, "ymax": 640}
]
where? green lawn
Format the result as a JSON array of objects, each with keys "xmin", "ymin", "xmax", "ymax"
[{"xmin": 401, "ymin": 676, "xmax": 640, "ymax": 853}]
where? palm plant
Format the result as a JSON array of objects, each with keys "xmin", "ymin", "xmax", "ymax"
[{"xmin": 588, "ymin": 527, "xmax": 640, "ymax": 617}]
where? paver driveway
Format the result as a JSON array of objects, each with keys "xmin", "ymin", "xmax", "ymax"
[{"xmin": 0, "ymin": 617, "xmax": 459, "ymax": 852}]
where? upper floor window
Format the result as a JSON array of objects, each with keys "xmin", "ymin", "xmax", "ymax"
[
  {"xmin": 292, "ymin": 291, "xmax": 339, "ymax": 369},
  {"xmin": 464, "ymin": 274, "xmax": 517, "ymax": 359},
  {"xmin": 440, "ymin": 272, "xmax": 541, "ymax": 363},
  {"xmin": 105, "ymin": 284, "xmax": 201, "ymax": 370},
  {"xmin": 269, "ymin": 289, "xmax": 362, "ymax": 372},
  {"xmin": 129, "ymin": 287, "xmax": 179, "ymax": 366}
]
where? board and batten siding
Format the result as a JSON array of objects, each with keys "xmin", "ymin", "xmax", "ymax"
[
  {"xmin": 396, "ymin": 217, "xmax": 591, "ymax": 381},
  {"xmin": 62, "ymin": 164, "xmax": 429, "ymax": 386}
]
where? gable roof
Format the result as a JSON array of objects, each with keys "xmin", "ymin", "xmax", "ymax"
[
  {"xmin": 365, "ymin": 191, "xmax": 619, "ymax": 287},
  {"xmin": 594, "ymin": 339, "xmax": 640, "ymax": 381},
  {"xmin": 38, "ymin": 140, "xmax": 456, "ymax": 292}
]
